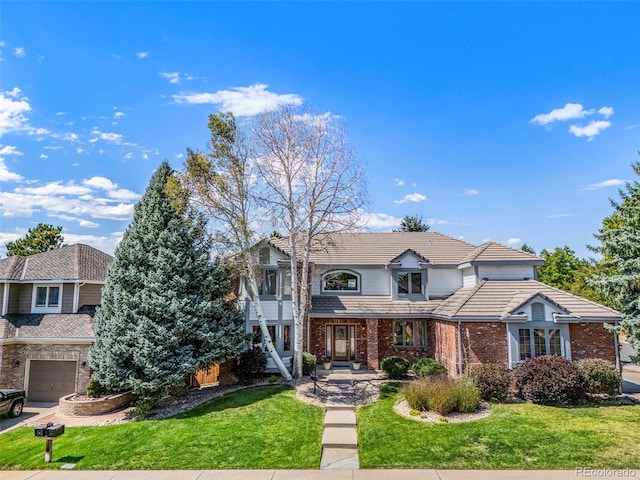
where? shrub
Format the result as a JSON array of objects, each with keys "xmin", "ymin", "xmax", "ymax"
[
  {"xmin": 412, "ymin": 357, "xmax": 447, "ymax": 377},
  {"xmin": 575, "ymin": 358, "xmax": 621, "ymax": 395},
  {"xmin": 303, "ymin": 352, "xmax": 316, "ymax": 375},
  {"xmin": 401, "ymin": 377, "xmax": 480, "ymax": 415},
  {"xmin": 235, "ymin": 348, "xmax": 267, "ymax": 384},
  {"xmin": 86, "ymin": 379, "xmax": 103, "ymax": 398},
  {"xmin": 132, "ymin": 397, "xmax": 157, "ymax": 419},
  {"xmin": 465, "ymin": 363, "xmax": 511, "ymax": 402},
  {"xmin": 381, "ymin": 356, "xmax": 410, "ymax": 379},
  {"xmin": 513, "ymin": 355, "xmax": 585, "ymax": 405}
]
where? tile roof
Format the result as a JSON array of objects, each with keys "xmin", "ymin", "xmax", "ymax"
[
  {"xmin": 0, "ymin": 314, "xmax": 95, "ymax": 339},
  {"xmin": 270, "ymin": 232, "xmax": 480, "ymax": 266},
  {"xmin": 310, "ymin": 295, "xmax": 443, "ymax": 318},
  {"xmin": 434, "ymin": 280, "xmax": 620, "ymax": 320},
  {"xmin": 459, "ymin": 242, "xmax": 543, "ymax": 265},
  {"xmin": 0, "ymin": 244, "xmax": 112, "ymax": 281}
]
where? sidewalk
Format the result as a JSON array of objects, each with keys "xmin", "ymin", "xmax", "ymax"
[{"xmin": 4, "ymin": 470, "xmax": 640, "ymax": 480}]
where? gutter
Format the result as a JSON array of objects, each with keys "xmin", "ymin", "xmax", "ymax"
[{"xmin": 613, "ymin": 320, "xmax": 621, "ymax": 378}]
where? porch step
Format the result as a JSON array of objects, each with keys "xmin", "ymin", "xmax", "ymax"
[
  {"xmin": 327, "ymin": 379, "xmax": 354, "ymax": 386},
  {"xmin": 324, "ymin": 408, "xmax": 356, "ymax": 427},
  {"xmin": 322, "ymin": 426, "xmax": 358, "ymax": 449}
]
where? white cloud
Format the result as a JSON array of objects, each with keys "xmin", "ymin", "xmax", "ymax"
[
  {"xmin": 394, "ymin": 178, "xmax": 405, "ymax": 187},
  {"xmin": 582, "ymin": 179, "xmax": 626, "ymax": 191},
  {"xmin": 175, "ymin": 153, "xmax": 183, "ymax": 159},
  {"xmin": 463, "ymin": 188, "xmax": 479, "ymax": 196},
  {"xmin": 548, "ymin": 213, "xmax": 575, "ymax": 218},
  {"xmin": 0, "ymin": 145, "xmax": 22, "ymax": 156},
  {"xmin": 363, "ymin": 211, "xmax": 402, "ymax": 230},
  {"xmin": 393, "ymin": 193, "xmax": 427, "ymax": 204},
  {"xmin": 0, "ymin": 87, "xmax": 32, "ymax": 136},
  {"xmin": 159, "ymin": 71, "xmax": 181, "ymax": 84},
  {"xmin": 40, "ymin": 154, "xmax": 48, "ymax": 159},
  {"xmin": 0, "ymin": 158, "xmax": 23, "ymax": 181},
  {"xmin": 136, "ymin": 51, "xmax": 150, "ymax": 59},
  {"xmin": 114, "ymin": 111, "xmax": 125, "ymax": 118},
  {"xmin": 599, "ymin": 106, "xmax": 614, "ymax": 118},
  {"xmin": 0, "ymin": 175, "xmax": 139, "ymax": 221},
  {"xmin": 13, "ymin": 47, "xmax": 26, "ymax": 58},
  {"xmin": 507, "ymin": 238, "xmax": 521, "ymax": 245},
  {"xmin": 90, "ymin": 129, "xmax": 123, "ymax": 143},
  {"xmin": 83, "ymin": 176, "xmax": 141, "ymax": 201},
  {"xmin": 172, "ymin": 83, "xmax": 303, "ymax": 117},
  {"xmin": 531, "ymin": 103, "xmax": 593, "ymax": 125},
  {"xmin": 16, "ymin": 182, "xmax": 93, "ymax": 196},
  {"xmin": 79, "ymin": 219, "xmax": 100, "ymax": 228},
  {"xmin": 65, "ymin": 232, "xmax": 123, "ymax": 255},
  {"xmin": 124, "ymin": 152, "xmax": 133, "ymax": 159},
  {"xmin": 568, "ymin": 120, "xmax": 611, "ymax": 140},
  {"xmin": 0, "ymin": 144, "xmax": 23, "ymax": 181}
]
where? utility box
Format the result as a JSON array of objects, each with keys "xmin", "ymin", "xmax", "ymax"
[{"xmin": 46, "ymin": 424, "xmax": 65, "ymax": 438}]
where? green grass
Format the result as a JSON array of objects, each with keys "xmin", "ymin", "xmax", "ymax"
[
  {"xmin": 358, "ymin": 383, "xmax": 640, "ymax": 469},
  {"xmin": 0, "ymin": 385, "xmax": 323, "ymax": 470}
]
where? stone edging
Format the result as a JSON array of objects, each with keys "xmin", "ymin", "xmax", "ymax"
[{"xmin": 59, "ymin": 391, "xmax": 134, "ymax": 417}]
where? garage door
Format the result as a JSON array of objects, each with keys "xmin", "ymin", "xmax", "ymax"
[{"xmin": 28, "ymin": 360, "xmax": 77, "ymax": 402}]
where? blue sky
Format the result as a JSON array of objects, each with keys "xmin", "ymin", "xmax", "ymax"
[{"xmin": 1, "ymin": 2, "xmax": 638, "ymax": 258}]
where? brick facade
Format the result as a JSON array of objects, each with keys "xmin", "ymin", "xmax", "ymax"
[
  {"xmin": 433, "ymin": 319, "xmax": 459, "ymax": 376},
  {"xmin": 569, "ymin": 322, "xmax": 617, "ymax": 363},
  {"xmin": 0, "ymin": 343, "xmax": 92, "ymax": 394},
  {"xmin": 460, "ymin": 322, "xmax": 509, "ymax": 369},
  {"xmin": 376, "ymin": 319, "xmax": 433, "ymax": 364}
]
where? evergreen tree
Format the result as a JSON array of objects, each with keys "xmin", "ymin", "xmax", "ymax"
[
  {"xmin": 394, "ymin": 215, "xmax": 430, "ymax": 232},
  {"xmin": 520, "ymin": 244, "xmax": 536, "ymax": 255},
  {"xmin": 5, "ymin": 223, "xmax": 64, "ymax": 256},
  {"xmin": 89, "ymin": 162, "xmax": 246, "ymax": 401},
  {"xmin": 590, "ymin": 160, "xmax": 640, "ymax": 352}
]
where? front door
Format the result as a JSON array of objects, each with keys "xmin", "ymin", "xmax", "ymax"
[{"xmin": 333, "ymin": 325, "xmax": 349, "ymax": 361}]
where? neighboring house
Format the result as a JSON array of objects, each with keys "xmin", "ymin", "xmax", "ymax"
[
  {"xmin": 241, "ymin": 232, "xmax": 621, "ymax": 374},
  {"xmin": 0, "ymin": 244, "xmax": 112, "ymax": 401}
]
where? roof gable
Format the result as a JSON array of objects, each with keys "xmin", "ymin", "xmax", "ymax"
[
  {"xmin": 459, "ymin": 242, "xmax": 543, "ymax": 266},
  {"xmin": 0, "ymin": 244, "xmax": 112, "ymax": 281}
]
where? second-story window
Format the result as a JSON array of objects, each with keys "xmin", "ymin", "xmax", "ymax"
[
  {"xmin": 397, "ymin": 272, "xmax": 422, "ymax": 295},
  {"xmin": 258, "ymin": 269, "xmax": 278, "ymax": 296},
  {"xmin": 35, "ymin": 286, "xmax": 60, "ymax": 307},
  {"xmin": 322, "ymin": 271, "xmax": 360, "ymax": 292},
  {"xmin": 32, "ymin": 284, "xmax": 62, "ymax": 313}
]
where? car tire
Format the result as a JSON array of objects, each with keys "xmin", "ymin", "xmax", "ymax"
[{"xmin": 8, "ymin": 400, "xmax": 23, "ymax": 418}]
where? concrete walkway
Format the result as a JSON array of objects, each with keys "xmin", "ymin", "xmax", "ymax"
[
  {"xmin": 319, "ymin": 369, "xmax": 359, "ymax": 470},
  {"xmin": 3, "ymin": 470, "xmax": 640, "ymax": 479}
]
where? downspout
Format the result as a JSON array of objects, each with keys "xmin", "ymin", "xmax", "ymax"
[
  {"xmin": 457, "ymin": 319, "xmax": 463, "ymax": 376},
  {"xmin": 613, "ymin": 320, "xmax": 621, "ymax": 372},
  {"xmin": 613, "ymin": 321, "xmax": 622, "ymax": 394},
  {"xmin": 2, "ymin": 281, "xmax": 9, "ymax": 316}
]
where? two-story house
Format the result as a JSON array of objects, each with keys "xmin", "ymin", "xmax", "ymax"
[
  {"xmin": 244, "ymin": 232, "xmax": 621, "ymax": 374},
  {"xmin": 0, "ymin": 244, "xmax": 112, "ymax": 401}
]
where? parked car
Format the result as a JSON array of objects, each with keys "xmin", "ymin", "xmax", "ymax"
[{"xmin": 0, "ymin": 389, "xmax": 26, "ymax": 417}]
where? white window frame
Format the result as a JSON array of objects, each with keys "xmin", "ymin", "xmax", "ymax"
[{"xmin": 31, "ymin": 284, "xmax": 63, "ymax": 314}]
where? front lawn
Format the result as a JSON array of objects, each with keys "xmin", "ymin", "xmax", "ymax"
[
  {"xmin": 0, "ymin": 385, "xmax": 324, "ymax": 470},
  {"xmin": 358, "ymin": 383, "xmax": 640, "ymax": 469}
]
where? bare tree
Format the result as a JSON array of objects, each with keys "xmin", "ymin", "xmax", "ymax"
[
  {"xmin": 183, "ymin": 112, "xmax": 292, "ymax": 381},
  {"xmin": 253, "ymin": 106, "xmax": 367, "ymax": 378}
]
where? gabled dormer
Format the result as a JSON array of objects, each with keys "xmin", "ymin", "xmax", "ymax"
[
  {"xmin": 458, "ymin": 242, "xmax": 544, "ymax": 288},
  {"xmin": 387, "ymin": 249, "xmax": 429, "ymax": 301}
]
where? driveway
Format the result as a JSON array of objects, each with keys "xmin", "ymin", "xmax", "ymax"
[
  {"xmin": 0, "ymin": 402, "xmax": 58, "ymax": 434},
  {"xmin": 623, "ymin": 364, "xmax": 640, "ymax": 395}
]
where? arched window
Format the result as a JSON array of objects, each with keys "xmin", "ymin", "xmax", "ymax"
[{"xmin": 322, "ymin": 271, "xmax": 360, "ymax": 292}]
